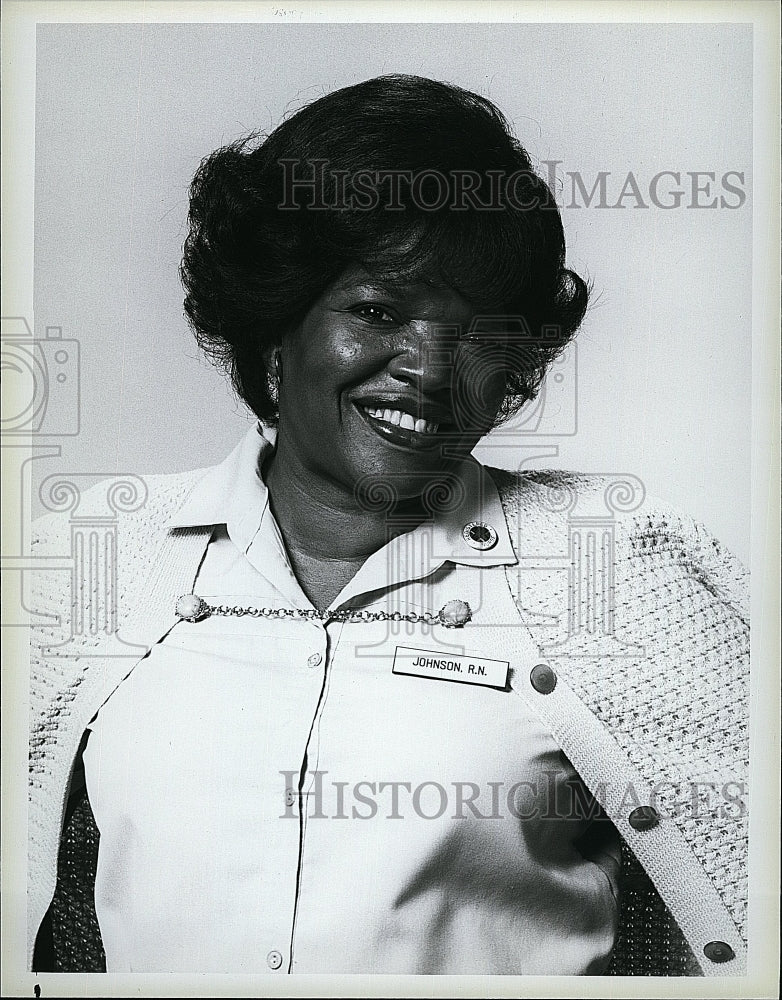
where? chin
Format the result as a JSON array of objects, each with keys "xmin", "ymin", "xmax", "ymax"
[{"xmin": 346, "ymin": 446, "xmax": 464, "ymax": 511}]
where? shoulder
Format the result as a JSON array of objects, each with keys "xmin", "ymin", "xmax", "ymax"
[
  {"xmin": 485, "ymin": 466, "xmax": 748, "ymax": 623},
  {"xmin": 27, "ymin": 463, "xmax": 216, "ymax": 675},
  {"xmin": 30, "ymin": 465, "xmax": 209, "ymax": 550},
  {"xmin": 488, "ymin": 465, "xmax": 661, "ymax": 517},
  {"xmin": 486, "ymin": 465, "xmax": 654, "ymax": 527},
  {"xmin": 28, "ymin": 465, "xmax": 213, "ymax": 627}
]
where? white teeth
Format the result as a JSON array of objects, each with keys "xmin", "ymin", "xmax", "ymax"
[{"xmin": 362, "ymin": 405, "xmax": 439, "ymax": 435}]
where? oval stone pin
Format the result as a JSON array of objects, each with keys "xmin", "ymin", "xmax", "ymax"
[
  {"xmin": 175, "ymin": 594, "xmax": 209, "ymax": 622},
  {"xmin": 438, "ymin": 600, "xmax": 472, "ymax": 628}
]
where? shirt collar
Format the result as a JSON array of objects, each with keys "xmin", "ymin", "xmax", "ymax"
[
  {"xmin": 426, "ymin": 459, "xmax": 517, "ymax": 569},
  {"xmin": 168, "ymin": 423, "xmax": 275, "ymax": 554},
  {"xmin": 168, "ymin": 423, "xmax": 518, "ymax": 577}
]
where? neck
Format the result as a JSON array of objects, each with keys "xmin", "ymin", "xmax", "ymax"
[{"xmin": 264, "ymin": 434, "xmax": 428, "ymax": 565}]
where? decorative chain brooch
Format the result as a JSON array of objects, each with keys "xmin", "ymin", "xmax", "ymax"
[{"xmin": 175, "ymin": 594, "xmax": 473, "ymax": 628}]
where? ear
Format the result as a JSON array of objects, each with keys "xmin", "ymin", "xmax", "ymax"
[
  {"xmin": 261, "ymin": 344, "xmax": 282, "ymax": 406},
  {"xmin": 262, "ymin": 343, "xmax": 282, "ymax": 378}
]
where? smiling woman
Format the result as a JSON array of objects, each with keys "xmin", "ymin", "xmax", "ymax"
[
  {"xmin": 178, "ymin": 75, "xmax": 587, "ymax": 613},
  {"xmin": 28, "ymin": 75, "xmax": 749, "ymax": 978},
  {"xmin": 180, "ymin": 75, "xmax": 586, "ymax": 430}
]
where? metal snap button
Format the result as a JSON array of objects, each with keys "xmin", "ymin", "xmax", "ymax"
[
  {"xmin": 266, "ymin": 949, "xmax": 284, "ymax": 970},
  {"xmin": 529, "ymin": 662, "xmax": 557, "ymax": 694},
  {"xmin": 628, "ymin": 805, "xmax": 660, "ymax": 831},
  {"xmin": 703, "ymin": 940, "xmax": 735, "ymax": 963}
]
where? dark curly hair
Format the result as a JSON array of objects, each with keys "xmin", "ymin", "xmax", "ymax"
[{"xmin": 180, "ymin": 74, "xmax": 588, "ymax": 425}]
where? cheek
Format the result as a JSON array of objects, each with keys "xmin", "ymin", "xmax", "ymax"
[
  {"xmin": 282, "ymin": 333, "xmax": 391, "ymax": 439},
  {"xmin": 290, "ymin": 329, "xmax": 384, "ymax": 390}
]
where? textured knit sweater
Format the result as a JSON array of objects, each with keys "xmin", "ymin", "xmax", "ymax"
[{"xmin": 27, "ymin": 461, "xmax": 749, "ymax": 976}]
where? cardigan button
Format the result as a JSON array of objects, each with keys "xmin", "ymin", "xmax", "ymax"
[
  {"xmin": 703, "ymin": 941, "xmax": 735, "ymax": 963},
  {"xmin": 628, "ymin": 805, "xmax": 660, "ymax": 830},
  {"xmin": 530, "ymin": 662, "xmax": 557, "ymax": 694}
]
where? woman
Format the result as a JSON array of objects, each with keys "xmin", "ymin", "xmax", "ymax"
[{"xmin": 29, "ymin": 75, "xmax": 748, "ymax": 976}]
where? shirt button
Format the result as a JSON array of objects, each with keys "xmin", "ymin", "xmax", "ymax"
[
  {"xmin": 307, "ymin": 652, "xmax": 323, "ymax": 668},
  {"xmin": 628, "ymin": 805, "xmax": 660, "ymax": 830},
  {"xmin": 266, "ymin": 949, "xmax": 284, "ymax": 970},
  {"xmin": 530, "ymin": 662, "xmax": 557, "ymax": 694},
  {"xmin": 703, "ymin": 941, "xmax": 735, "ymax": 963}
]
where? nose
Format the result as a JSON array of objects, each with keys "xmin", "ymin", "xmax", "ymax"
[{"xmin": 385, "ymin": 320, "xmax": 459, "ymax": 394}]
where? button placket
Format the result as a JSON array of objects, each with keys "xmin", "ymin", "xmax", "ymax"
[
  {"xmin": 303, "ymin": 618, "xmax": 328, "ymax": 673},
  {"xmin": 262, "ymin": 619, "xmax": 328, "ymax": 967}
]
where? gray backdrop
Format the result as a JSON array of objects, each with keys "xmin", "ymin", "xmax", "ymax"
[{"xmin": 33, "ymin": 22, "xmax": 752, "ymax": 560}]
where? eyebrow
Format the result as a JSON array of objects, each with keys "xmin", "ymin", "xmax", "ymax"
[
  {"xmin": 334, "ymin": 271, "xmax": 459, "ymax": 300},
  {"xmin": 334, "ymin": 279, "xmax": 409, "ymax": 297}
]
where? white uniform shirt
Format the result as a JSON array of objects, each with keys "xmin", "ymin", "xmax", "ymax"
[{"xmin": 83, "ymin": 426, "xmax": 621, "ymax": 974}]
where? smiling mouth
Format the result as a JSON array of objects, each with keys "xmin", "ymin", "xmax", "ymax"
[
  {"xmin": 356, "ymin": 403, "xmax": 453, "ymax": 450},
  {"xmin": 364, "ymin": 406, "xmax": 440, "ymax": 435}
]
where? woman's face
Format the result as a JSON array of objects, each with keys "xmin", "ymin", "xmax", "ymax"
[{"xmin": 276, "ymin": 266, "xmax": 508, "ymax": 502}]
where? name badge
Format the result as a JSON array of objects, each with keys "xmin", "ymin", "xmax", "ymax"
[{"xmin": 393, "ymin": 646, "xmax": 509, "ymax": 690}]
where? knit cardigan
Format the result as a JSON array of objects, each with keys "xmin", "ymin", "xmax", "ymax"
[{"xmin": 27, "ymin": 462, "xmax": 749, "ymax": 976}]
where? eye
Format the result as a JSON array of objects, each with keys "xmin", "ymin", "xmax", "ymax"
[
  {"xmin": 350, "ymin": 303, "xmax": 399, "ymax": 326},
  {"xmin": 460, "ymin": 318, "xmax": 512, "ymax": 350},
  {"xmin": 460, "ymin": 331, "xmax": 508, "ymax": 350}
]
